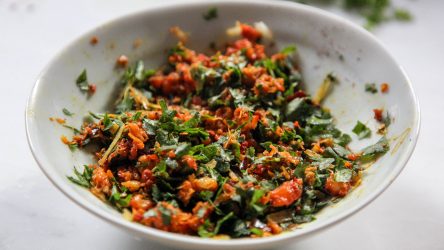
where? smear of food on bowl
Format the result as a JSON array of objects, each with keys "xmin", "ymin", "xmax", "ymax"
[{"xmin": 61, "ymin": 22, "xmax": 390, "ymax": 238}]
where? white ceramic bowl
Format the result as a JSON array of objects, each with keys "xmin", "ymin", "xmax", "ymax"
[{"xmin": 26, "ymin": 0, "xmax": 420, "ymax": 249}]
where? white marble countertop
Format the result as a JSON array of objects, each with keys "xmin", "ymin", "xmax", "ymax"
[{"xmin": 1, "ymin": 0, "xmax": 443, "ymax": 249}]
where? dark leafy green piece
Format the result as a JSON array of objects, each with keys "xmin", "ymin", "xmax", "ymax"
[
  {"xmin": 203, "ymin": 7, "xmax": 218, "ymax": 21},
  {"xmin": 158, "ymin": 205, "xmax": 172, "ymax": 225},
  {"xmin": 67, "ymin": 165, "xmax": 93, "ymax": 188},
  {"xmin": 360, "ymin": 137, "xmax": 390, "ymax": 162},
  {"xmin": 307, "ymin": 115, "xmax": 333, "ymax": 126},
  {"xmin": 62, "ymin": 108, "xmax": 74, "ymax": 116},
  {"xmin": 280, "ymin": 45, "xmax": 297, "ymax": 55},
  {"xmin": 365, "ymin": 83, "xmax": 378, "ymax": 94},
  {"xmin": 109, "ymin": 184, "xmax": 132, "ymax": 208},
  {"xmin": 352, "ymin": 121, "xmax": 372, "ymax": 139},
  {"xmin": 334, "ymin": 168, "xmax": 353, "ymax": 182},
  {"xmin": 116, "ymin": 95, "xmax": 134, "ymax": 113},
  {"xmin": 76, "ymin": 69, "xmax": 89, "ymax": 92},
  {"xmin": 394, "ymin": 9, "xmax": 412, "ymax": 21},
  {"xmin": 250, "ymin": 228, "xmax": 263, "ymax": 236},
  {"xmin": 198, "ymin": 212, "xmax": 234, "ymax": 237}
]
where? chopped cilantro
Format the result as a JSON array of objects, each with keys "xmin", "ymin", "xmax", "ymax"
[
  {"xmin": 280, "ymin": 45, "xmax": 297, "ymax": 55},
  {"xmin": 360, "ymin": 136, "xmax": 390, "ymax": 162},
  {"xmin": 76, "ymin": 69, "xmax": 89, "ymax": 92},
  {"xmin": 365, "ymin": 83, "xmax": 378, "ymax": 94},
  {"xmin": 158, "ymin": 205, "xmax": 172, "ymax": 225},
  {"xmin": 67, "ymin": 165, "xmax": 93, "ymax": 188},
  {"xmin": 109, "ymin": 184, "xmax": 132, "ymax": 208},
  {"xmin": 334, "ymin": 168, "xmax": 353, "ymax": 182},
  {"xmin": 352, "ymin": 121, "xmax": 372, "ymax": 139},
  {"xmin": 394, "ymin": 9, "xmax": 412, "ymax": 21},
  {"xmin": 250, "ymin": 228, "xmax": 263, "ymax": 236},
  {"xmin": 203, "ymin": 7, "xmax": 218, "ymax": 21},
  {"xmin": 132, "ymin": 111, "xmax": 142, "ymax": 121},
  {"xmin": 62, "ymin": 108, "xmax": 74, "ymax": 117}
]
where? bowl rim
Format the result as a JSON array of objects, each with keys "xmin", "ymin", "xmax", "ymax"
[{"xmin": 25, "ymin": 0, "xmax": 421, "ymax": 247}]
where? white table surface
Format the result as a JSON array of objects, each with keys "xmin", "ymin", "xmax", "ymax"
[{"xmin": 1, "ymin": 0, "xmax": 443, "ymax": 249}]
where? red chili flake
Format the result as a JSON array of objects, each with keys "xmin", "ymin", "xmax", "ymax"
[
  {"xmin": 347, "ymin": 154, "xmax": 358, "ymax": 161},
  {"xmin": 90, "ymin": 36, "xmax": 99, "ymax": 45},
  {"xmin": 167, "ymin": 151, "xmax": 176, "ymax": 159},
  {"xmin": 88, "ymin": 84, "xmax": 97, "ymax": 94},
  {"xmin": 286, "ymin": 90, "xmax": 306, "ymax": 101},
  {"xmin": 116, "ymin": 55, "xmax": 129, "ymax": 67},
  {"xmin": 373, "ymin": 108, "xmax": 383, "ymax": 122},
  {"xmin": 380, "ymin": 83, "xmax": 389, "ymax": 93},
  {"xmin": 240, "ymin": 23, "xmax": 262, "ymax": 42}
]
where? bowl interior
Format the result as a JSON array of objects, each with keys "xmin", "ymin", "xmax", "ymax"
[{"xmin": 26, "ymin": 1, "xmax": 419, "ymax": 249}]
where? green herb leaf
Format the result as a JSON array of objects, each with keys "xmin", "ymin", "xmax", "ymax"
[
  {"xmin": 250, "ymin": 228, "xmax": 263, "ymax": 236},
  {"xmin": 116, "ymin": 95, "xmax": 134, "ymax": 113},
  {"xmin": 280, "ymin": 45, "xmax": 297, "ymax": 55},
  {"xmin": 292, "ymin": 214, "xmax": 315, "ymax": 224},
  {"xmin": 311, "ymin": 157, "xmax": 335, "ymax": 171},
  {"xmin": 394, "ymin": 9, "xmax": 412, "ymax": 21},
  {"xmin": 67, "ymin": 165, "xmax": 93, "ymax": 188},
  {"xmin": 230, "ymin": 219, "xmax": 251, "ymax": 237},
  {"xmin": 228, "ymin": 88, "xmax": 245, "ymax": 107},
  {"xmin": 102, "ymin": 113, "xmax": 113, "ymax": 131},
  {"xmin": 76, "ymin": 69, "xmax": 89, "ymax": 92},
  {"xmin": 151, "ymin": 185, "xmax": 162, "ymax": 202},
  {"xmin": 332, "ymin": 144, "xmax": 351, "ymax": 158},
  {"xmin": 197, "ymin": 220, "xmax": 215, "ymax": 237},
  {"xmin": 203, "ymin": 7, "xmax": 218, "ymax": 21},
  {"xmin": 158, "ymin": 204, "xmax": 172, "ymax": 226},
  {"xmin": 199, "ymin": 190, "xmax": 214, "ymax": 201},
  {"xmin": 214, "ymin": 212, "xmax": 234, "ymax": 234},
  {"xmin": 68, "ymin": 143, "xmax": 78, "ymax": 151},
  {"xmin": 109, "ymin": 184, "xmax": 132, "ymax": 208},
  {"xmin": 334, "ymin": 168, "xmax": 353, "ymax": 182},
  {"xmin": 365, "ymin": 83, "xmax": 378, "ymax": 94},
  {"xmin": 307, "ymin": 115, "xmax": 333, "ymax": 126},
  {"xmin": 76, "ymin": 69, "xmax": 87, "ymax": 84},
  {"xmin": 62, "ymin": 124, "xmax": 81, "ymax": 134},
  {"xmin": 197, "ymin": 212, "xmax": 234, "ymax": 238},
  {"xmin": 281, "ymin": 129, "xmax": 300, "ymax": 143},
  {"xmin": 62, "ymin": 108, "xmax": 74, "ymax": 116},
  {"xmin": 285, "ymin": 97, "xmax": 308, "ymax": 120},
  {"xmin": 142, "ymin": 118, "xmax": 158, "ymax": 135},
  {"xmin": 382, "ymin": 111, "xmax": 391, "ymax": 127},
  {"xmin": 352, "ymin": 121, "xmax": 372, "ymax": 139},
  {"xmin": 156, "ymin": 129, "xmax": 179, "ymax": 146},
  {"xmin": 360, "ymin": 136, "xmax": 390, "ymax": 162},
  {"xmin": 132, "ymin": 111, "xmax": 142, "ymax": 121},
  {"xmin": 284, "ymin": 81, "xmax": 298, "ymax": 97},
  {"xmin": 249, "ymin": 189, "xmax": 266, "ymax": 215},
  {"xmin": 192, "ymin": 144, "xmax": 219, "ymax": 163},
  {"xmin": 108, "ymin": 183, "xmax": 132, "ymax": 209},
  {"xmin": 175, "ymin": 143, "xmax": 191, "ymax": 158}
]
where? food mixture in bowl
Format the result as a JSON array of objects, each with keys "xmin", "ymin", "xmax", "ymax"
[{"xmin": 63, "ymin": 22, "xmax": 389, "ymax": 238}]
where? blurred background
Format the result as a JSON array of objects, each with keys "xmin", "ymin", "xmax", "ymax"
[{"xmin": 1, "ymin": 0, "xmax": 443, "ymax": 249}]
